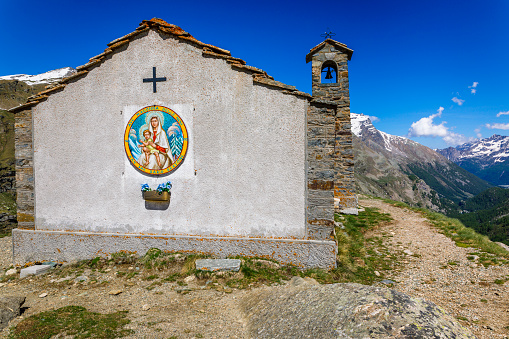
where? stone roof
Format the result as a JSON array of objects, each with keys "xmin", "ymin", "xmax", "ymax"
[
  {"xmin": 306, "ymin": 39, "xmax": 354, "ymax": 63},
  {"xmin": 10, "ymin": 18, "xmax": 310, "ymax": 113}
]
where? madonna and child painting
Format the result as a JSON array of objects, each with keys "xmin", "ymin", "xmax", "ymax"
[{"xmin": 124, "ymin": 106, "xmax": 188, "ymax": 175}]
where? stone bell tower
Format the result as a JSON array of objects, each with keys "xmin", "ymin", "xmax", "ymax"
[{"xmin": 306, "ymin": 39, "xmax": 357, "ymax": 213}]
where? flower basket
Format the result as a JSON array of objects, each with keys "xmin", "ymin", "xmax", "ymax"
[{"xmin": 142, "ymin": 191, "xmax": 170, "ymax": 202}]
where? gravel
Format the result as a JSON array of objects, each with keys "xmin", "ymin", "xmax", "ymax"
[{"xmin": 362, "ymin": 198, "xmax": 509, "ymax": 339}]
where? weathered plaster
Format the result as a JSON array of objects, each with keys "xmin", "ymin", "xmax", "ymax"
[
  {"xmin": 31, "ymin": 30, "xmax": 308, "ymax": 239},
  {"xmin": 12, "ymin": 229, "xmax": 337, "ymax": 269}
]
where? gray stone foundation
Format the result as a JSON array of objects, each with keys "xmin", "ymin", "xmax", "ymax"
[{"xmin": 12, "ymin": 229, "xmax": 337, "ymax": 269}]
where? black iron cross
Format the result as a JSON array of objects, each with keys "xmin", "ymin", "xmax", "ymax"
[
  {"xmin": 143, "ymin": 67, "xmax": 167, "ymax": 93},
  {"xmin": 320, "ymin": 28, "xmax": 336, "ymax": 40}
]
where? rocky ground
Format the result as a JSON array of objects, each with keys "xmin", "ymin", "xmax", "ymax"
[
  {"xmin": 362, "ymin": 197, "xmax": 509, "ymax": 339},
  {"xmin": 0, "ymin": 198, "xmax": 507, "ymax": 338}
]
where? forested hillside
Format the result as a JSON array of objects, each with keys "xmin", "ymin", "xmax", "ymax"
[{"xmin": 448, "ymin": 187, "xmax": 509, "ymax": 245}]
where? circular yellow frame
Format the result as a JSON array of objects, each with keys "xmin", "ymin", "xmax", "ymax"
[{"xmin": 124, "ymin": 105, "xmax": 188, "ymax": 175}]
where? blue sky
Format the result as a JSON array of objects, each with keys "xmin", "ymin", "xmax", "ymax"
[{"xmin": 1, "ymin": 0, "xmax": 508, "ymax": 149}]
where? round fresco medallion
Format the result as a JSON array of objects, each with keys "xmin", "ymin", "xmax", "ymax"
[{"xmin": 124, "ymin": 105, "xmax": 188, "ymax": 175}]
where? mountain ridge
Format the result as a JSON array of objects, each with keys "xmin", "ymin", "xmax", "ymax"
[
  {"xmin": 437, "ymin": 134, "xmax": 509, "ymax": 185},
  {"xmin": 0, "ymin": 67, "xmax": 75, "ymax": 86},
  {"xmin": 351, "ymin": 113, "xmax": 492, "ymax": 212}
]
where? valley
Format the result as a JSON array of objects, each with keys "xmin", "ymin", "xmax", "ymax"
[{"xmin": 352, "ymin": 113, "xmax": 509, "ymax": 245}]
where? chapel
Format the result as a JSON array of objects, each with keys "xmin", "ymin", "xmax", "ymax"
[{"xmin": 10, "ymin": 18, "xmax": 355, "ymax": 269}]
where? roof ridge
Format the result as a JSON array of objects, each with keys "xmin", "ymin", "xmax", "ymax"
[
  {"xmin": 305, "ymin": 39, "xmax": 353, "ymax": 63},
  {"xmin": 9, "ymin": 19, "xmax": 310, "ymax": 113}
]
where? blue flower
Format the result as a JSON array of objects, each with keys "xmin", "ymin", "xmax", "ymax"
[
  {"xmin": 155, "ymin": 181, "xmax": 172, "ymax": 194},
  {"xmin": 142, "ymin": 182, "xmax": 171, "ymax": 194}
]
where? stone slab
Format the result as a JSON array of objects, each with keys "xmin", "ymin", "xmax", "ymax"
[
  {"xmin": 12, "ymin": 229, "xmax": 337, "ymax": 269},
  {"xmin": 339, "ymin": 208, "xmax": 359, "ymax": 215},
  {"xmin": 20, "ymin": 264, "xmax": 51, "ymax": 278},
  {"xmin": 195, "ymin": 259, "xmax": 241, "ymax": 272}
]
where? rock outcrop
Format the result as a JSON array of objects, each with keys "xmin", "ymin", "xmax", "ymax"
[
  {"xmin": 0, "ymin": 296, "xmax": 25, "ymax": 330},
  {"xmin": 241, "ymin": 277, "xmax": 475, "ymax": 338}
]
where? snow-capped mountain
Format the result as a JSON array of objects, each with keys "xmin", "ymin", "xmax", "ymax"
[
  {"xmin": 438, "ymin": 135, "xmax": 509, "ymax": 165},
  {"xmin": 350, "ymin": 113, "xmax": 491, "ymax": 211},
  {"xmin": 352, "ymin": 113, "xmax": 422, "ymax": 156},
  {"xmin": 437, "ymin": 135, "xmax": 509, "ymax": 185},
  {"xmin": 0, "ymin": 67, "xmax": 76, "ymax": 110},
  {"xmin": 0, "ymin": 67, "xmax": 75, "ymax": 85}
]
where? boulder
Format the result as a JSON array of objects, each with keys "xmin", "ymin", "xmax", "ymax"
[
  {"xmin": 241, "ymin": 282, "xmax": 475, "ymax": 338},
  {"xmin": 0, "ymin": 296, "xmax": 25, "ymax": 330}
]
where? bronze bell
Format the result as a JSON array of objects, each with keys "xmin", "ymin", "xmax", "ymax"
[{"xmin": 325, "ymin": 67, "xmax": 333, "ymax": 80}]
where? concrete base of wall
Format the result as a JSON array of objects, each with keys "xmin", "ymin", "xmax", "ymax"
[{"xmin": 12, "ymin": 229, "xmax": 337, "ymax": 269}]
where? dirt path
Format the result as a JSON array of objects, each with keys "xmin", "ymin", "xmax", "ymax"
[
  {"xmin": 361, "ymin": 197, "xmax": 509, "ymax": 339},
  {"xmin": 0, "ymin": 198, "xmax": 508, "ymax": 338}
]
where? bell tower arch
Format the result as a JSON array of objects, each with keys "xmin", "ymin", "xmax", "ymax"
[{"xmin": 306, "ymin": 39, "xmax": 357, "ymax": 213}]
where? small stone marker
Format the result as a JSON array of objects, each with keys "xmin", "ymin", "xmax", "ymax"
[
  {"xmin": 195, "ymin": 259, "xmax": 241, "ymax": 272},
  {"xmin": 184, "ymin": 275, "xmax": 196, "ymax": 283},
  {"xmin": 20, "ymin": 265, "xmax": 51, "ymax": 278},
  {"xmin": 38, "ymin": 293, "xmax": 48, "ymax": 298},
  {"xmin": 5, "ymin": 269, "xmax": 16, "ymax": 276},
  {"xmin": 109, "ymin": 290, "xmax": 123, "ymax": 295},
  {"xmin": 340, "ymin": 207, "xmax": 360, "ymax": 215}
]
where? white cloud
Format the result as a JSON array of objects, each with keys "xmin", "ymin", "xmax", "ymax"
[
  {"xmin": 407, "ymin": 107, "xmax": 469, "ymax": 145},
  {"xmin": 443, "ymin": 132, "xmax": 471, "ymax": 145},
  {"xmin": 365, "ymin": 115, "xmax": 379, "ymax": 122},
  {"xmin": 486, "ymin": 123, "xmax": 509, "ymax": 130},
  {"xmin": 452, "ymin": 97, "xmax": 465, "ymax": 106},
  {"xmin": 496, "ymin": 111, "xmax": 509, "ymax": 118},
  {"xmin": 474, "ymin": 127, "xmax": 482, "ymax": 138},
  {"xmin": 408, "ymin": 107, "xmax": 448, "ymax": 137},
  {"xmin": 469, "ymin": 82, "xmax": 478, "ymax": 94}
]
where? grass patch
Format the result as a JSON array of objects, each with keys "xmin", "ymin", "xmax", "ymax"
[
  {"xmin": 144, "ymin": 274, "xmax": 158, "ymax": 281},
  {"xmin": 25, "ymin": 207, "xmax": 397, "ymax": 291},
  {"xmin": 224, "ymin": 207, "xmax": 395, "ymax": 287},
  {"xmin": 329, "ymin": 207, "xmax": 396, "ymax": 285},
  {"xmin": 8, "ymin": 305, "xmax": 133, "ymax": 339},
  {"xmin": 0, "ymin": 192, "xmax": 16, "ymax": 215}
]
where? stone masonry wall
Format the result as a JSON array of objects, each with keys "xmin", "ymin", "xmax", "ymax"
[
  {"xmin": 14, "ymin": 108, "xmax": 34, "ymax": 229},
  {"xmin": 306, "ymin": 100, "xmax": 336, "ymax": 240},
  {"xmin": 311, "ymin": 44, "xmax": 357, "ymax": 211}
]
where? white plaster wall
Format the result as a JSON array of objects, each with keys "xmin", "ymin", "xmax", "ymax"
[{"xmin": 33, "ymin": 30, "xmax": 308, "ymax": 239}]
